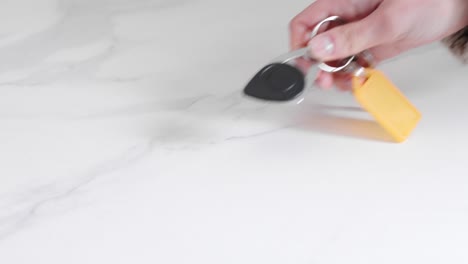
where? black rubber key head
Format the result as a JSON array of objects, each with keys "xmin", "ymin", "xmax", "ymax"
[{"xmin": 243, "ymin": 63, "xmax": 305, "ymax": 101}]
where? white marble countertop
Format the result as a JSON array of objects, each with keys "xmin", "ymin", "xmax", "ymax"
[{"xmin": 1, "ymin": 0, "xmax": 467, "ymax": 263}]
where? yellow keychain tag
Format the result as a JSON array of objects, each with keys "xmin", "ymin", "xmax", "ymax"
[{"xmin": 352, "ymin": 68, "xmax": 422, "ymax": 143}]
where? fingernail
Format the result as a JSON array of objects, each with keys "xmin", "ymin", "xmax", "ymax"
[{"xmin": 308, "ymin": 35, "xmax": 334, "ymax": 59}]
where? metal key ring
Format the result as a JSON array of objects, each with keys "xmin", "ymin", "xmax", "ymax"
[{"xmin": 309, "ymin": 16, "xmax": 356, "ymax": 73}]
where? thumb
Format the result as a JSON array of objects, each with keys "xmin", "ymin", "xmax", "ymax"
[{"xmin": 307, "ymin": 10, "xmax": 393, "ymax": 61}]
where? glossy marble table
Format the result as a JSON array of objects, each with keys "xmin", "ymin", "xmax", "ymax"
[{"xmin": 1, "ymin": 0, "xmax": 467, "ymax": 263}]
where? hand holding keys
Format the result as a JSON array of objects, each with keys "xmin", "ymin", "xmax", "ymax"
[{"xmin": 243, "ymin": 16, "xmax": 421, "ymax": 143}]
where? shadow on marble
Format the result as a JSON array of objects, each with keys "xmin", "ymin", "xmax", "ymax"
[
  {"xmin": 184, "ymin": 96, "xmax": 394, "ymax": 143},
  {"xmin": 295, "ymin": 111, "xmax": 394, "ymax": 143},
  {"xmin": 232, "ymin": 102, "xmax": 394, "ymax": 143}
]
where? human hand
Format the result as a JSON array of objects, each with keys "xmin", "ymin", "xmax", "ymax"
[{"xmin": 290, "ymin": 0, "xmax": 468, "ymax": 90}]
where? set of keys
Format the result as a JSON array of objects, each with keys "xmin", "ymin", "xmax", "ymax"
[{"xmin": 243, "ymin": 16, "xmax": 422, "ymax": 143}]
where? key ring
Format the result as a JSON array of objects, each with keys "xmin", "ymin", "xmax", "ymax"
[
  {"xmin": 271, "ymin": 15, "xmax": 355, "ymax": 69},
  {"xmin": 268, "ymin": 16, "xmax": 361, "ymax": 79},
  {"xmin": 308, "ymin": 16, "xmax": 356, "ymax": 73}
]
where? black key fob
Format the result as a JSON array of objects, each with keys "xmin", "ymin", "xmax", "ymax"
[
  {"xmin": 242, "ymin": 16, "xmax": 358, "ymax": 103},
  {"xmin": 243, "ymin": 63, "xmax": 305, "ymax": 102}
]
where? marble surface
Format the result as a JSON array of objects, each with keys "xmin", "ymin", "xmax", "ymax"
[{"xmin": 1, "ymin": 0, "xmax": 467, "ymax": 263}]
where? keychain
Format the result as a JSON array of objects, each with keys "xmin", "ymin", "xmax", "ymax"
[
  {"xmin": 243, "ymin": 16, "xmax": 422, "ymax": 143},
  {"xmin": 347, "ymin": 64, "xmax": 422, "ymax": 143}
]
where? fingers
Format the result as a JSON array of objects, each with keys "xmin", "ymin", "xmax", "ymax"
[
  {"xmin": 289, "ymin": 0, "xmax": 382, "ymax": 50},
  {"xmin": 315, "ymin": 71, "xmax": 334, "ymax": 89},
  {"xmin": 289, "ymin": 0, "xmax": 357, "ymax": 50},
  {"xmin": 317, "ymin": 42, "xmax": 405, "ymax": 91},
  {"xmin": 320, "ymin": 71, "xmax": 353, "ymax": 92},
  {"xmin": 334, "ymin": 74, "xmax": 354, "ymax": 92},
  {"xmin": 315, "ymin": 71, "xmax": 352, "ymax": 92},
  {"xmin": 307, "ymin": 4, "xmax": 398, "ymax": 61},
  {"xmin": 290, "ymin": 0, "xmax": 404, "ymax": 92},
  {"xmin": 294, "ymin": 57, "xmax": 313, "ymax": 75}
]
